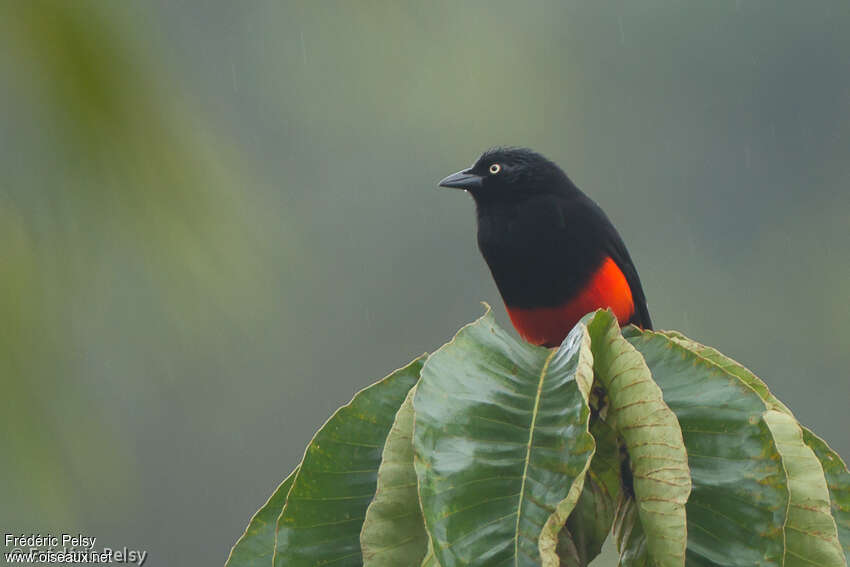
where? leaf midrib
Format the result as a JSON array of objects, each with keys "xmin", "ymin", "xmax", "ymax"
[{"xmin": 514, "ymin": 348, "xmax": 558, "ymax": 566}]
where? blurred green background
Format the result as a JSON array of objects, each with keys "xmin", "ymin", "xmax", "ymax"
[{"xmin": 1, "ymin": 1, "xmax": 848, "ymax": 565}]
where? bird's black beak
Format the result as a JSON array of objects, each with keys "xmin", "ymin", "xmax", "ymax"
[{"xmin": 439, "ymin": 168, "xmax": 483, "ymax": 190}]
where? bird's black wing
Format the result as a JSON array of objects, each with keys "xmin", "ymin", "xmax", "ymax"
[
  {"xmin": 606, "ymin": 231, "xmax": 652, "ymax": 329},
  {"xmin": 576, "ymin": 195, "xmax": 653, "ymax": 329}
]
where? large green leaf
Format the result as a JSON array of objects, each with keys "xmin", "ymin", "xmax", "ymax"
[
  {"xmin": 587, "ymin": 311, "xmax": 690, "ymax": 567},
  {"xmin": 627, "ymin": 330, "xmax": 790, "ymax": 566},
  {"xmin": 803, "ymin": 429, "xmax": 850, "ymax": 563},
  {"xmin": 657, "ymin": 331, "xmax": 793, "ymax": 415},
  {"xmin": 668, "ymin": 332, "xmax": 846, "ymax": 565},
  {"xmin": 763, "ymin": 411, "xmax": 845, "ymax": 566},
  {"xmin": 273, "ymin": 355, "xmax": 425, "ymax": 567},
  {"xmin": 413, "ymin": 308, "xmax": 595, "ymax": 567},
  {"xmin": 657, "ymin": 330, "xmax": 849, "ymax": 564},
  {"xmin": 538, "ymin": 332, "xmax": 596, "ymax": 567},
  {"xmin": 653, "ymin": 330, "xmax": 848, "ymax": 559},
  {"xmin": 360, "ymin": 386, "xmax": 430, "ymax": 566},
  {"xmin": 637, "ymin": 329, "xmax": 847, "ymax": 567},
  {"xmin": 226, "ymin": 467, "xmax": 298, "ymax": 567}
]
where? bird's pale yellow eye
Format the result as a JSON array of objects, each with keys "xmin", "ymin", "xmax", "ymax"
[{"xmin": 489, "ymin": 163, "xmax": 502, "ymax": 174}]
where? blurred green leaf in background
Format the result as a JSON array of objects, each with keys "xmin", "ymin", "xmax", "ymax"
[{"xmin": 1, "ymin": 0, "xmax": 274, "ymax": 531}]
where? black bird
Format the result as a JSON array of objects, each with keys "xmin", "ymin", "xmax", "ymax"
[{"xmin": 440, "ymin": 147, "xmax": 651, "ymax": 347}]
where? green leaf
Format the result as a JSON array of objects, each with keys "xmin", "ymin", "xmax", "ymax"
[
  {"xmin": 658, "ymin": 331, "xmax": 793, "ymax": 415},
  {"xmin": 273, "ymin": 355, "xmax": 425, "ymax": 567},
  {"xmin": 763, "ymin": 412, "xmax": 845, "ymax": 567},
  {"xmin": 360, "ymin": 386, "xmax": 429, "ymax": 566},
  {"xmin": 413, "ymin": 308, "xmax": 595, "ymax": 567},
  {"xmin": 639, "ymin": 329, "xmax": 847, "ymax": 566},
  {"xmin": 539, "ymin": 331, "xmax": 596, "ymax": 567},
  {"xmin": 225, "ymin": 467, "xmax": 298, "ymax": 567},
  {"xmin": 587, "ymin": 311, "xmax": 690, "ymax": 567},
  {"xmin": 627, "ymin": 330, "xmax": 790, "ymax": 566},
  {"xmin": 674, "ymin": 331, "xmax": 845, "ymax": 565},
  {"xmin": 803, "ymin": 429, "xmax": 850, "ymax": 564}
]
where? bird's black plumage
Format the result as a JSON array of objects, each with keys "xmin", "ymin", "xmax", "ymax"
[{"xmin": 440, "ymin": 147, "xmax": 651, "ymax": 345}]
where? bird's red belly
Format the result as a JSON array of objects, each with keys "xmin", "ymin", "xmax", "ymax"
[{"xmin": 505, "ymin": 257, "xmax": 635, "ymax": 347}]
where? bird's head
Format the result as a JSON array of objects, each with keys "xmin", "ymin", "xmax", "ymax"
[{"xmin": 439, "ymin": 147, "xmax": 570, "ymax": 202}]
